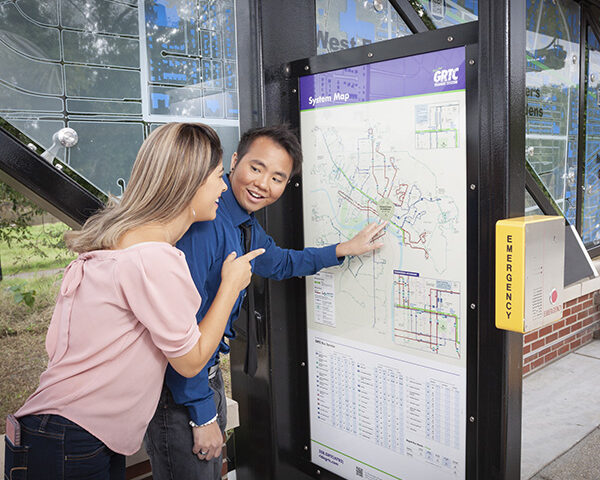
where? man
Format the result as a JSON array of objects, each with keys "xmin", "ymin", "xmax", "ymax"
[{"xmin": 145, "ymin": 125, "xmax": 385, "ymax": 479}]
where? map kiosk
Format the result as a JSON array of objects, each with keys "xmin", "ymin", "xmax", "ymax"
[
  {"xmin": 227, "ymin": 4, "xmax": 524, "ymax": 477},
  {"xmin": 300, "ymin": 49, "xmax": 468, "ymax": 479}
]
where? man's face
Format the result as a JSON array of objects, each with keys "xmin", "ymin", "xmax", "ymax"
[{"xmin": 229, "ymin": 136, "xmax": 294, "ymax": 213}]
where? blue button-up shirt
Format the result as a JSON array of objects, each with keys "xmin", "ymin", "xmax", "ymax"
[{"xmin": 167, "ymin": 176, "xmax": 342, "ymax": 424}]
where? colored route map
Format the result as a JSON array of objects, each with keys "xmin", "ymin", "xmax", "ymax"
[
  {"xmin": 301, "ymin": 91, "xmax": 465, "ymax": 363},
  {"xmin": 300, "ymin": 48, "xmax": 467, "ymax": 480},
  {"xmin": 393, "ymin": 274, "xmax": 461, "ymax": 359}
]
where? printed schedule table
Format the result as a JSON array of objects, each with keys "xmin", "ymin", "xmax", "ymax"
[{"xmin": 310, "ymin": 335, "xmax": 463, "ymax": 479}]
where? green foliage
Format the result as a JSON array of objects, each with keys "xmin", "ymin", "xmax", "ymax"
[
  {"xmin": 0, "ymin": 223, "xmax": 75, "ymax": 276},
  {"xmin": 0, "ymin": 183, "xmax": 76, "ymax": 276},
  {"xmin": 408, "ymin": 0, "xmax": 436, "ymax": 30},
  {"xmin": 7, "ymin": 283, "xmax": 36, "ymax": 308},
  {"xmin": 0, "ymin": 275, "xmax": 61, "ymax": 333},
  {"xmin": 0, "ymin": 183, "xmax": 45, "ymax": 249}
]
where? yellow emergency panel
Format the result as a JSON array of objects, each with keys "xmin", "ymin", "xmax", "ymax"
[{"xmin": 495, "ymin": 216, "xmax": 564, "ymax": 333}]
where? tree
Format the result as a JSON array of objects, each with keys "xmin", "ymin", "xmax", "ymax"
[
  {"xmin": 0, "ymin": 182, "xmax": 44, "ymax": 245},
  {"xmin": 0, "ymin": 182, "xmax": 68, "ymax": 281}
]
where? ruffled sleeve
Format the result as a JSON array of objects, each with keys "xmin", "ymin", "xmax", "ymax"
[{"xmin": 117, "ymin": 244, "xmax": 201, "ymax": 358}]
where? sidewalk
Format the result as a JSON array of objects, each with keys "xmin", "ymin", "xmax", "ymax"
[
  {"xmin": 4, "ymin": 267, "xmax": 63, "ymax": 279},
  {"xmin": 521, "ymin": 339, "xmax": 600, "ymax": 479}
]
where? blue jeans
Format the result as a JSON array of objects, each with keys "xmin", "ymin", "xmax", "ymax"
[
  {"xmin": 3, "ymin": 414, "xmax": 125, "ymax": 480},
  {"xmin": 144, "ymin": 367, "xmax": 227, "ymax": 480}
]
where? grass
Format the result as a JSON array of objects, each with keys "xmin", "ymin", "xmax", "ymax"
[
  {"xmin": 0, "ymin": 270, "xmax": 232, "ymax": 434},
  {"xmin": 0, "ymin": 273, "xmax": 62, "ymax": 432},
  {"xmin": 0, "ymin": 222, "xmax": 76, "ymax": 276}
]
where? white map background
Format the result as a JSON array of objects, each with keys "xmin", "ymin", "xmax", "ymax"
[{"xmin": 302, "ymin": 91, "xmax": 467, "ymax": 368}]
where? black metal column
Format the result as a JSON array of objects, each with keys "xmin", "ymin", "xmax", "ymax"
[{"xmin": 476, "ymin": 1, "xmax": 525, "ymax": 479}]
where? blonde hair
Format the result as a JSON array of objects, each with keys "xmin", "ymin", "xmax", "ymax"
[{"xmin": 65, "ymin": 123, "xmax": 222, "ymax": 253}]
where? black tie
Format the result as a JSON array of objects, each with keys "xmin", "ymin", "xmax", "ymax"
[{"xmin": 240, "ymin": 221, "xmax": 258, "ymax": 376}]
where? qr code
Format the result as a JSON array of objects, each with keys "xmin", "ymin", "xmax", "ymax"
[{"xmin": 355, "ymin": 466, "xmax": 364, "ymax": 477}]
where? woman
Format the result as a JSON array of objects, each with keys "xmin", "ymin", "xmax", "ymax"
[{"xmin": 4, "ymin": 123, "xmax": 263, "ymax": 479}]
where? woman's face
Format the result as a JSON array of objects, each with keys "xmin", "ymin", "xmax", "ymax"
[{"xmin": 190, "ymin": 161, "xmax": 227, "ymax": 221}]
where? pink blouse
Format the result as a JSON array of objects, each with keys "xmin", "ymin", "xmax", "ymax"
[{"xmin": 16, "ymin": 242, "xmax": 201, "ymax": 455}]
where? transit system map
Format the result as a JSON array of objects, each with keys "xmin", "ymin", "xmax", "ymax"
[{"xmin": 300, "ymin": 47, "xmax": 467, "ymax": 480}]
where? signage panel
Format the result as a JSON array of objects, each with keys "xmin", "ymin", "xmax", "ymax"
[
  {"xmin": 495, "ymin": 215, "xmax": 565, "ymax": 333},
  {"xmin": 300, "ymin": 47, "xmax": 468, "ymax": 480}
]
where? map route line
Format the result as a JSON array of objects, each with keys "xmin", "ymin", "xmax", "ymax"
[
  {"xmin": 318, "ymin": 128, "xmax": 435, "ymax": 255},
  {"xmin": 394, "ymin": 304, "xmax": 459, "ymax": 325},
  {"xmin": 395, "ymin": 278, "xmax": 461, "ymax": 352},
  {"xmin": 337, "ymin": 189, "xmax": 432, "ymax": 256},
  {"xmin": 338, "ymin": 190, "xmax": 379, "ymax": 216},
  {"xmin": 394, "ymin": 328, "xmax": 446, "ymax": 348},
  {"xmin": 0, "ymin": 36, "xmax": 60, "ymax": 65},
  {"xmin": 415, "ymin": 128, "xmax": 458, "ymax": 134},
  {"xmin": 394, "ymin": 307, "xmax": 460, "ymax": 349},
  {"xmin": 320, "ymin": 128, "xmax": 377, "ymax": 204}
]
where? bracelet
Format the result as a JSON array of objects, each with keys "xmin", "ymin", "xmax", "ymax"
[{"xmin": 189, "ymin": 414, "xmax": 218, "ymax": 428}]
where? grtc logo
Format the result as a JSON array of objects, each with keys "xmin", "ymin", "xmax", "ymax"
[{"xmin": 433, "ymin": 67, "xmax": 460, "ymax": 85}]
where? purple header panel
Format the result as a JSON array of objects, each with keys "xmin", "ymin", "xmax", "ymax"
[{"xmin": 299, "ymin": 47, "xmax": 465, "ymax": 110}]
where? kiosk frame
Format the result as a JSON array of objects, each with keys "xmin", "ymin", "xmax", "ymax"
[{"xmin": 296, "ymin": 35, "xmax": 475, "ymax": 480}]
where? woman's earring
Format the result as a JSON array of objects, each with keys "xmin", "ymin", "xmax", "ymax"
[{"xmin": 191, "ymin": 208, "xmax": 196, "ymax": 218}]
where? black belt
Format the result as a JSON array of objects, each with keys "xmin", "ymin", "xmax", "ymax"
[{"xmin": 208, "ymin": 362, "xmax": 220, "ymax": 379}]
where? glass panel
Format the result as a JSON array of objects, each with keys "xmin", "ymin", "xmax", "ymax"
[
  {"xmin": 141, "ymin": 0, "xmax": 238, "ymax": 123},
  {"xmin": 149, "ymin": 86, "xmax": 203, "ymax": 116},
  {"xmin": 67, "ymin": 121, "xmax": 144, "ymax": 196},
  {"xmin": 0, "ymin": 3, "xmax": 60, "ymax": 61},
  {"xmin": 410, "ymin": 0, "xmax": 478, "ymax": 30},
  {"xmin": 1, "ymin": 0, "xmax": 240, "ymax": 199},
  {"xmin": 62, "ymin": 31, "xmax": 140, "ymax": 68},
  {"xmin": 582, "ymin": 27, "xmax": 600, "ymax": 246},
  {"xmin": 525, "ymin": 190, "xmax": 544, "ymax": 216},
  {"xmin": 315, "ymin": 0, "xmax": 411, "ymax": 55},
  {"xmin": 66, "ymin": 99, "xmax": 142, "ymax": 115},
  {"xmin": 65, "ymin": 65, "xmax": 141, "ymax": 100},
  {"xmin": 0, "ymin": 84, "xmax": 63, "ymax": 113},
  {"xmin": 60, "ymin": 0, "xmax": 139, "ymax": 36},
  {"xmin": 14, "ymin": 0, "xmax": 59, "ymax": 26},
  {"xmin": 0, "ymin": 41, "xmax": 63, "ymax": 96},
  {"xmin": 525, "ymin": 0, "xmax": 580, "ymax": 225}
]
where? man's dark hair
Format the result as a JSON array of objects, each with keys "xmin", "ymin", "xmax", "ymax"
[{"xmin": 236, "ymin": 125, "xmax": 303, "ymax": 177}]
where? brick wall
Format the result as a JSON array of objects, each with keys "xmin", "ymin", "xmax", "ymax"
[{"xmin": 522, "ymin": 292, "xmax": 600, "ymax": 375}]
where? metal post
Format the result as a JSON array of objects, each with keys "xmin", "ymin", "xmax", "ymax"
[{"xmin": 477, "ymin": 0, "xmax": 525, "ymax": 478}]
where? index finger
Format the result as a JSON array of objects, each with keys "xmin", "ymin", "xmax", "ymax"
[
  {"xmin": 373, "ymin": 221, "xmax": 388, "ymax": 232},
  {"xmin": 240, "ymin": 248, "xmax": 265, "ymax": 261},
  {"xmin": 366, "ymin": 221, "xmax": 387, "ymax": 235}
]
